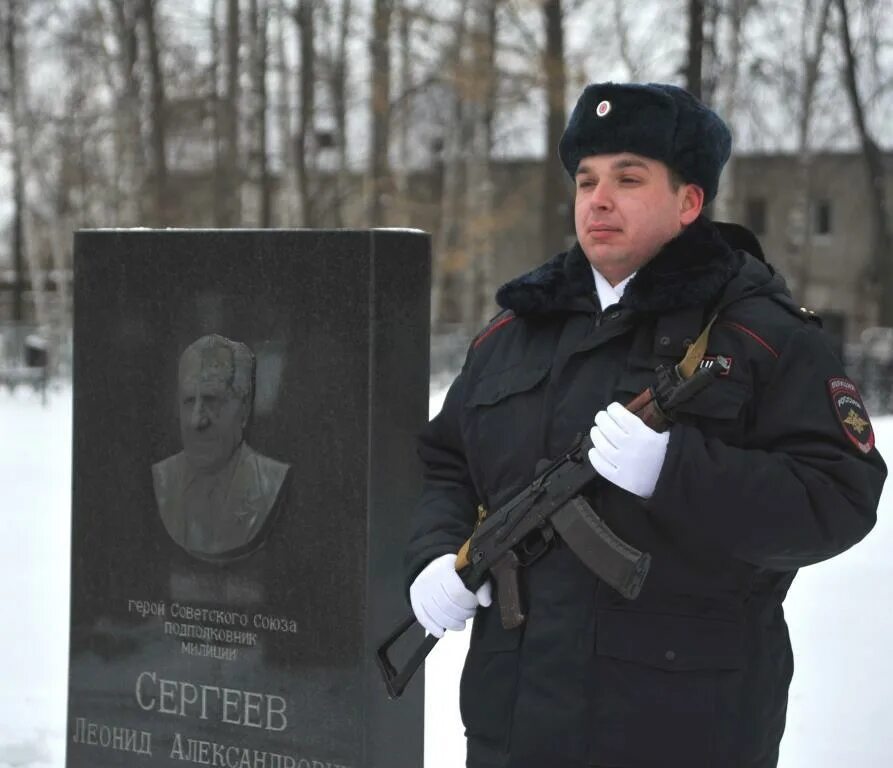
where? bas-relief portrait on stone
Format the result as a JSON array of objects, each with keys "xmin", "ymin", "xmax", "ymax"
[{"xmin": 152, "ymin": 333, "xmax": 291, "ymax": 561}]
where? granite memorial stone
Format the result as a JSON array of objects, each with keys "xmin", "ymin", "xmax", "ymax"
[{"xmin": 67, "ymin": 229, "xmax": 430, "ymax": 767}]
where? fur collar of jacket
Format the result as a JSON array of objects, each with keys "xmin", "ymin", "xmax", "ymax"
[{"xmin": 495, "ymin": 216, "xmax": 744, "ymax": 316}]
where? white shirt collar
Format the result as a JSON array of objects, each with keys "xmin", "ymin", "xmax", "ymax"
[{"xmin": 591, "ymin": 266, "xmax": 636, "ymax": 310}]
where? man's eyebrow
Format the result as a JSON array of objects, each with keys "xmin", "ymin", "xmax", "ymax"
[
  {"xmin": 576, "ymin": 157, "xmax": 650, "ymax": 176},
  {"xmin": 611, "ymin": 158, "xmax": 649, "ymax": 171}
]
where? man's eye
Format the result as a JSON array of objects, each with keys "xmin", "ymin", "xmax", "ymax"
[
  {"xmin": 578, "ymin": 180, "xmax": 594, "ymax": 189},
  {"xmin": 620, "ymin": 176, "xmax": 641, "ymax": 184},
  {"xmin": 183, "ymin": 398, "xmax": 195, "ymax": 406}
]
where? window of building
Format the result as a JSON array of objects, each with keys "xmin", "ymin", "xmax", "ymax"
[
  {"xmin": 745, "ymin": 197, "xmax": 767, "ymax": 236},
  {"xmin": 814, "ymin": 199, "xmax": 832, "ymax": 236}
]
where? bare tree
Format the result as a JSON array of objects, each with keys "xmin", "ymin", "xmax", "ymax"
[
  {"xmin": 3, "ymin": 0, "xmax": 48, "ymax": 329},
  {"xmin": 465, "ymin": 0, "xmax": 499, "ymax": 326},
  {"xmin": 393, "ymin": 0, "xmax": 412, "ymax": 223},
  {"xmin": 431, "ymin": 0, "xmax": 469, "ymax": 329},
  {"xmin": 712, "ymin": 0, "xmax": 759, "ymax": 222},
  {"xmin": 209, "ymin": 0, "xmax": 224, "ymax": 224},
  {"xmin": 686, "ymin": 0, "xmax": 705, "ymax": 98},
  {"xmin": 791, "ymin": 0, "xmax": 833, "ymax": 296},
  {"xmin": 141, "ymin": 0, "xmax": 169, "ymax": 225},
  {"xmin": 612, "ymin": 0, "xmax": 640, "ymax": 79},
  {"xmin": 3, "ymin": 0, "xmax": 25, "ymax": 324},
  {"xmin": 106, "ymin": 0, "xmax": 145, "ymax": 225},
  {"xmin": 331, "ymin": 0, "xmax": 352, "ymax": 226},
  {"xmin": 248, "ymin": 0, "xmax": 271, "ymax": 226},
  {"xmin": 274, "ymin": 0, "xmax": 298, "ymax": 225},
  {"xmin": 542, "ymin": 0, "xmax": 568, "ymax": 257},
  {"xmin": 294, "ymin": 0, "xmax": 317, "ymax": 226},
  {"xmin": 218, "ymin": 0, "xmax": 241, "ymax": 225},
  {"xmin": 836, "ymin": 0, "xmax": 893, "ymax": 325},
  {"xmin": 368, "ymin": 0, "xmax": 393, "ymax": 225}
]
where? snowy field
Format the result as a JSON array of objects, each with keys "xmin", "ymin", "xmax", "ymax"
[{"xmin": 1, "ymin": 383, "xmax": 892, "ymax": 768}]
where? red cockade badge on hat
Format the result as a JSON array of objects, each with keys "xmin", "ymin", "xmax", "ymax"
[
  {"xmin": 596, "ymin": 100, "xmax": 611, "ymax": 117},
  {"xmin": 828, "ymin": 377, "xmax": 875, "ymax": 454}
]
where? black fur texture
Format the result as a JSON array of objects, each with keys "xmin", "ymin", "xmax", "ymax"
[{"xmin": 496, "ymin": 216, "xmax": 742, "ymax": 316}]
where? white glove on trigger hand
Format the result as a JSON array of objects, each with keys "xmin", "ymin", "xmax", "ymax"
[
  {"xmin": 588, "ymin": 401, "xmax": 670, "ymax": 499},
  {"xmin": 409, "ymin": 553, "xmax": 493, "ymax": 638}
]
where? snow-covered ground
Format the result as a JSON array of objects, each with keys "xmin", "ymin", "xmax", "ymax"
[{"xmin": 2, "ymin": 384, "xmax": 892, "ymax": 767}]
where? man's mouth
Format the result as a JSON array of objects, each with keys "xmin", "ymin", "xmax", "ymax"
[{"xmin": 588, "ymin": 225, "xmax": 622, "ymax": 240}]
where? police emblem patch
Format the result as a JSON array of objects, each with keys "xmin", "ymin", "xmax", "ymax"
[{"xmin": 828, "ymin": 377, "xmax": 874, "ymax": 454}]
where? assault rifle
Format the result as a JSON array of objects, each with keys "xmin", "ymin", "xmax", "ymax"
[{"xmin": 376, "ymin": 345, "xmax": 730, "ymax": 699}]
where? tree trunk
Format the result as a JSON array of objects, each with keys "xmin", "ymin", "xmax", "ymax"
[
  {"xmin": 295, "ymin": 0, "xmax": 316, "ymax": 226},
  {"xmin": 686, "ymin": 0, "xmax": 704, "ymax": 98},
  {"xmin": 7, "ymin": 0, "xmax": 24, "ymax": 323},
  {"xmin": 431, "ymin": 0, "xmax": 469, "ymax": 330},
  {"xmin": 542, "ymin": 0, "xmax": 568, "ymax": 257},
  {"xmin": 712, "ymin": 0, "xmax": 752, "ymax": 222},
  {"xmin": 219, "ymin": 0, "xmax": 241, "ymax": 225},
  {"xmin": 141, "ymin": 0, "xmax": 168, "ymax": 225},
  {"xmin": 333, "ymin": 0, "xmax": 352, "ymax": 226},
  {"xmin": 5, "ymin": 0, "xmax": 47, "ymax": 330},
  {"xmin": 393, "ymin": 0, "xmax": 411, "ymax": 225},
  {"xmin": 836, "ymin": 0, "xmax": 893, "ymax": 325},
  {"xmin": 465, "ymin": 0, "xmax": 498, "ymax": 328},
  {"xmin": 612, "ymin": 0, "xmax": 638, "ymax": 79},
  {"xmin": 249, "ymin": 0, "xmax": 271, "ymax": 226},
  {"xmin": 367, "ymin": 0, "xmax": 393, "ymax": 225},
  {"xmin": 108, "ymin": 0, "xmax": 144, "ymax": 225},
  {"xmin": 6, "ymin": 0, "xmax": 24, "ymax": 324},
  {"xmin": 794, "ymin": 0, "xmax": 833, "ymax": 299},
  {"xmin": 273, "ymin": 0, "xmax": 297, "ymax": 225},
  {"xmin": 209, "ymin": 0, "xmax": 222, "ymax": 225}
]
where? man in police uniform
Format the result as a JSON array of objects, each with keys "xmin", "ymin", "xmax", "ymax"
[{"xmin": 404, "ymin": 83, "xmax": 887, "ymax": 767}]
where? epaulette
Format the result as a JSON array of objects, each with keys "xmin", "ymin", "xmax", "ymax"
[
  {"xmin": 769, "ymin": 293, "xmax": 822, "ymax": 326},
  {"xmin": 472, "ymin": 309, "xmax": 516, "ymax": 349}
]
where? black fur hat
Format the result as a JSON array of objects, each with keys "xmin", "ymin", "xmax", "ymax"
[{"xmin": 558, "ymin": 82, "xmax": 731, "ymax": 202}]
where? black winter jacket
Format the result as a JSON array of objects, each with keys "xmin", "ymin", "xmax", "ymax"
[{"xmin": 405, "ymin": 217, "xmax": 887, "ymax": 768}]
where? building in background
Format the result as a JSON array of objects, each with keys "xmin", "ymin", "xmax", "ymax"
[{"xmin": 0, "ymin": 151, "xmax": 890, "ymax": 349}]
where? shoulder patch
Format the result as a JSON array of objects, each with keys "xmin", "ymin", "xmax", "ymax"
[
  {"xmin": 828, "ymin": 377, "xmax": 875, "ymax": 454},
  {"xmin": 473, "ymin": 310, "xmax": 516, "ymax": 349}
]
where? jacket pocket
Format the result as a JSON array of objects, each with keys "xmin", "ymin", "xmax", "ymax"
[
  {"xmin": 597, "ymin": 608, "xmax": 744, "ymax": 670},
  {"xmin": 463, "ymin": 365, "xmax": 551, "ymax": 504},
  {"xmin": 466, "ymin": 364, "xmax": 550, "ymax": 407},
  {"xmin": 459, "ymin": 604, "xmax": 523, "ymax": 752},
  {"xmin": 615, "ymin": 370, "xmax": 750, "ymax": 419},
  {"xmin": 618, "ymin": 368, "xmax": 751, "ymax": 445},
  {"xmin": 589, "ymin": 609, "xmax": 745, "ymax": 766},
  {"xmin": 672, "ymin": 378, "xmax": 750, "ymax": 421}
]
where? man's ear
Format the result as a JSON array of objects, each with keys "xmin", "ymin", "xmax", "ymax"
[{"xmin": 679, "ymin": 184, "xmax": 705, "ymax": 225}]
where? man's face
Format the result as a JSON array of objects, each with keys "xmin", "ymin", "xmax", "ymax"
[
  {"xmin": 178, "ymin": 347, "xmax": 248, "ymax": 473},
  {"xmin": 574, "ymin": 153, "xmax": 704, "ymax": 285}
]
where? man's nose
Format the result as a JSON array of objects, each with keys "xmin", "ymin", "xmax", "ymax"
[
  {"xmin": 190, "ymin": 398, "xmax": 210, "ymax": 430},
  {"xmin": 590, "ymin": 181, "xmax": 613, "ymax": 210}
]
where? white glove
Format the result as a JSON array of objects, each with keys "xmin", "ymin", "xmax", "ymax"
[
  {"xmin": 588, "ymin": 401, "xmax": 670, "ymax": 499},
  {"xmin": 409, "ymin": 553, "xmax": 493, "ymax": 638}
]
